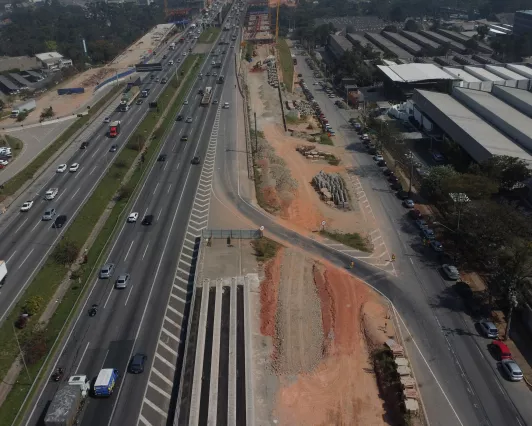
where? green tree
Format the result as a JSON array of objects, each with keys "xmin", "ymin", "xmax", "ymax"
[
  {"xmin": 476, "ymin": 25, "xmax": 489, "ymax": 40},
  {"xmin": 23, "ymin": 295, "xmax": 44, "ymax": 316},
  {"xmin": 40, "ymin": 106, "xmax": 54, "ymax": 119},
  {"xmin": 52, "ymin": 239, "xmax": 80, "ymax": 265},
  {"xmin": 474, "ymin": 155, "xmax": 532, "ymax": 191},
  {"xmin": 421, "ymin": 165, "xmax": 457, "ymax": 200},
  {"xmin": 464, "ymin": 38, "xmax": 479, "ymax": 51},
  {"xmin": 404, "ymin": 19, "xmax": 420, "ymax": 32},
  {"xmin": 442, "ymin": 173, "xmax": 498, "ymax": 200},
  {"xmin": 45, "ymin": 40, "xmax": 58, "ymax": 51}
]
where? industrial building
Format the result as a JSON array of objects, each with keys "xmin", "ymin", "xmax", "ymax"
[
  {"xmin": 514, "ymin": 10, "xmax": 532, "ymax": 35},
  {"xmin": 35, "ymin": 51, "xmax": 73, "ymax": 71},
  {"xmin": 346, "ymin": 33, "xmax": 383, "ymax": 56},
  {"xmin": 436, "ymin": 28, "xmax": 493, "ymax": 54},
  {"xmin": 400, "ymin": 31, "xmax": 441, "ymax": 52},
  {"xmin": 8, "ymin": 73, "xmax": 31, "ymax": 89},
  {"xmin": 381, "ymin": 31, "xmax": 423, "ymax": 56},
  {"xmin": 0, "ymin": 75, "xmax": 20, "ymax": 95},
  {"xmin": 484, "ymin": 65, "xmax": 529, "ymax": 89},
  {"xmin": 327, "ymin": 34, "xmax": 354, "ymax": 59},
  {"xmin": 420, "ymin": 30, "xmax": 467, "ymax": 54},
  {"xmin": 365, "ymin": 32, "xmax": 413, "ymax": 60},
  {"xmin": 0, "ymin": 55, "xmax": 40, "ymax": 73},
  {"xmin": 507, "ymin": 63, "xmax": 532, "ymax": 79}
]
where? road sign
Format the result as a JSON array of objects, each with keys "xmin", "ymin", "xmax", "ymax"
[
  {"xmin": 135, "ymin": 63, "xmax": 163, "ymax": 72},
  {"xmin": 321, "ymin": 221, "xmax": 326, "ymax": 226},
  {"xmin": 259, "ymin": 226, "xmax": 265, "ymax": 231}
]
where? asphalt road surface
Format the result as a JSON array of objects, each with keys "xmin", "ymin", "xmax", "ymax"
[
  {"xmin": 0, "ymin": 35, "xmax": 200, "ymax": 327},
  {"xmin": 25, "ymin": 7, "xmax": 241, "ymax": 426}
]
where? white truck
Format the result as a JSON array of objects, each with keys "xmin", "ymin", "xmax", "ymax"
[
  {"xmin": 169, "ymin": 42, "xmax": 176, "ymax": 50},
  {"xmin": 44, "ymin": 375, "xmax": 90, "ymax": 426},
  {"xmin": 0, "ymin": 260, "xmax": 6, "ymax": 286},
  {"xmin": 200, "ymin": 87, "xmax": 213, "ymax": 105},
  {"xmin": 11, "ymin": 99, "xmax": 36, "ymax": 118}
]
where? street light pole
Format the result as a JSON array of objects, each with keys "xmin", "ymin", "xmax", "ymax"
[{"xmin": 504, "ymin": 290, "xmax": 518, "ymax": 340}]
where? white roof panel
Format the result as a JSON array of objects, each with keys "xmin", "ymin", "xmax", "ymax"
[
  {"xmin": 464, "ymin": 66, "xmax": 505, "ymax": 82},
  {"xmin": 377, "ymin": 63, "xmax": 456, "ymax": 83},
  {"xmin": 95, "ymin": 369, "xmax": 114, "ymax": 387},
  {"xmin": 443, "ymin": 67, "xmax": 482, "ymax": 82},
  {"xmin": 506, "ymin": 64, "xmax": 532, "ymax": 79},
  {"xmin": 485, "ymin": 65, "xmax": 529, "ymax": 81}
]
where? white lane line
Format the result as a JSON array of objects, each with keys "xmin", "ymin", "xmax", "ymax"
[
  {"xmin": 76, "ymin": 342, "xmax": 90, "ymax": 373},
  {"xmin": 74, "ymin": 169, "xmax": 82, "ymax": 179},
  {"xmin": 173, "ymin": 142, "xmax": 177, "ymax": 151},
  {"xmin": 6, "ymin": 250, "xmax": 17, "ymax": 264},
  {"xmin": 138, "ymin": 414, "xmax": 152, "ymax": 426},
  {"xmin": 148, "ymin": 381, "xmax": 172, "ymax": 399},
  {"xmin": 124, "ymin": 240, "xmax": 135, "ymax": 262},
  {"xmin": 152, "ymin": 367, "xmax": 174, "ymax": 386},
  {"xmin": 18, "ymin": 249, "xmax": 34, "ymax": 270},
  {"xmin": 71, "ymin": 187, "xmax": 81, "ymax": 200},
  {"xmin": 125, "ymin": 284, "xmax": 135, "ymax": 306},
  {"xmin": 167, "ymin": 184, "xmax": 172, "ymax": 194},
  {"xmin": 158, "ymin": 340, "xmax": 178, "ymax": 356},
  {"xmin": 89, "ymin": 165, "xmax": 97, "ymax": 176},
  {"xmin": 142, "ymin": 242, "xmax": 150, "ymax": 260},
  {"xmin": 142, "ymin": 398, "xmax": 168, "ymax": 419},
  {"xmin": 15, "ymin": 218, "xmax": 28, "ymax": 234},
  {"xmin": 99, "ymin": 349, "xmax": 110, "ymax": 370},
  {"xmin": 163, "ymin": 161, "xmax": 168, "ymax": 171},
  {"xmin": 157, "ymin": 209, "xmax": 162, "ymax": 221},
  {"xmin": 154, "ymin": 182, "xmax": 159, "ymax": 193},
  {"xmin": 103, "ymin": 285, "xmax": 114, "ymax": 309},
  {"xmin": 155, "ymin": 352, "xmax": 175, "ymax": 369}
]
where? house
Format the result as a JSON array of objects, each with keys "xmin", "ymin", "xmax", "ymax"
[{"xmin": 35, "ymin": 52, "xmax": 73, "ymax": 72}]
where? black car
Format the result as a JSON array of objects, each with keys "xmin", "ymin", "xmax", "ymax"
[
  {"xmin": 142, "ymin": 214, "xmax": 154, "ymax": 225},
  {"xmin": 136, "ymin": 99, "xmax": 143, "ymax": 105},
  {"xmin": 109, "ymin": 144, "xmax": 118, "ymax": 152},
  {"xmin": 158, "ymin": 154, "xmax": 167, "ymax": 162},
  {"xmin": 176, "ymin": 115, "xmax": 183, "ymax": 121},
  {"xmin": 213, "ymin": 99, "xmax": 218, "ymax": 104},
  {"xmin": 128, "ymin": 353, "xmax": 147, "ymax": 374},
  {"xmin": 181, "ymin": 135, "xmax": 188, "ymax": 141},
  {"xmin": 191, "ymin": 156, "xmax": 201, "ymax": 165},
  {"xmin": 377, "ymin": 160, "xmax": 387, "ymax": 167},
  {"xmin": 388, "ymin": 175, "xmax": 399, "ymax": 183},
  {"xmin": 80, "ymin": 141, "xmax": 89, "ymax": 149},
  {"xmin": 396, "ymin": 190, "xmax": 409, "ymax": 200},
  {"xmin": 383, "ymin": 168, "xmax": 393, "ymax": 176},
  {"xmin": 53, "ymin": 215, "xmax": 67, "ymax": 229},
  {"xmin": 391, "ymin": 182, "xmax": 403, "ymax": 191},
  {"xmin": 162, "ymin": 54, "xmax": 167, "ymax": 59}
]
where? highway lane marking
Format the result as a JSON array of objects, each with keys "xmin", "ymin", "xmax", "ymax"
[
  {"xmin": 158, "ymin": 340, "xmax": 178, "ymax": 355},
  {"xmin": 157, "ymin": 209, "xmax": 162, "ymax": 220},
  {"xmin": 164, "ymin": 315, "xmax": 181, "ymax": 328},
  {"xmin": 89, "ymin": 165, "xmax": 97, "ymax": 176},
  {"xmin": 142, "ymin": 398, "xmax": 168, "ymax": 419},
  {"xmin": 76, "ymin": 342, "xmax": 90, "ymax": 373},
  {"xmin": 31, "ymin": 219, "xmax": 41, "ymax": 232},
  {"xmin": 17, "ymin": 249, "xmax": 34, "ymax": 270},
  {"xmin": 173, "ymin": 142, "xmax": 177, "ymax": 151},
  {"xmin": 167, "ymin": 184, "xmax": 172, "ymax": 194},
  {"xmin": 142, "ymin": 242, "xmax": 150, "ymax": 260},
  {"xmin": 5, "ymin": 250, "xmax": 17, "ymax": 264},
  {"xmin": 15, "ymin": 218, "xmax": 28, "ymax": 234},
  {"xmin": 99, "ymin": 349, "xmax": 110, "ymax": 370},
  {"xmin": 74, "ymin": 169, "xmax": 82, "ymax": 179},
  {"xmin": 161, "ymin": 327, "xmax": 180, "ymax": 342},
  {"xmin": 154, "ymin": 182, "xmax": 159, "ymax": 193},
  {"xmin": 152, "ymin": 367, "xmax": 174, "ymax": 386},
  {"xmin": 138, "ymin": 414, "xmax": 152, "ymax": 426},
  {"xmin": 124, "ymin": 240, "xmax": 135, "ymax": 261},
  {"xmin": 148, "ymin": 379, "xmax": 172, "ymax": 399},
  {"xmin": 71, "ymin": 187, "xmax": 81, "ymax": 200},
  {"xmin": 103, "ymin": 285, "xmax": 114, "ymax": 308},
  {"xmin": 125, "ymin": 283, "xmax": 135, "ymax": 306},
  {"xmin": 163, "ymin": 161, "xmax": 168, "ymax": 171}
]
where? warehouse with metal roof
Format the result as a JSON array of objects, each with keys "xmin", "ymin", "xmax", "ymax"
[
  {"xmin": 420, "ymin": 30, "xmax": 467, "ymax": 54},
  {"xmin": 506, "ymin": 63, "xmax": 532, "ymax": 80},
  {"xmin": 365, "ymin": 33, "xmax": 413, "ymax": 60},
  {"xmin": 328, "ymin": 34, "xmax": 354, "ymax": 60},
  {"xmin": 400, "ymin": 31, "xmax": 441, "ymax": 51},
  {"xmin": 0, "ymin": 75, "xmax": 19, "ymax": 94},
  {"xmin": 485, "ymin": 65, "xmax": 530, "ymax": 88},
  {"xmin": 412, "ymin": 89, "xmax": 532, "ymax": 164},
  {"xmin": 492, "ymin": 85, "xmax": 532, "ymax": 117},
  {"xmin": 345, "ymin": 33, "xmax": 383, "ymax": 55},
  {"xmin": 378, "ymin": 63, "xmax": 456, "ymax": 82},
  {"xmin": 381, "ymin": 31, "xmax": 423, "ymax": 55},
  {"xmin": 464, "ymin": 66, "xmax": 505, "ymax": 84}
]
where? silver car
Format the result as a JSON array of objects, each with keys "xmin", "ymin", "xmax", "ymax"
[
  {"xmin": 479, "ymin": 320, "xmax": 498, "ymax": 339},
  {"xmin": 42, "ymin": 208, "xmax": 56, "ymax": 221},
  {"xmin": 115, "ymin": 274, "xmax": 130, "ymax": 289},
  {"xmin": 501, "ymin": 359, "xmax": 523, "ymax": 381},
  {"xmin": 99, "ymin": 263, "xmax": 115, "ymax": 279}
]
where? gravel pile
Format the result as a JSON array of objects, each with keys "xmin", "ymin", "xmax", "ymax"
[
  {"xmin": 312, "ymin": 170, "xmax": 350, "ymax": 208},
  {"xmin": 266, "ymin": 61, "xmax": 278, "ymax": 88},
  {"xmin": 293, "ymin": 99, "xmax": 315, "ymax": 116}
]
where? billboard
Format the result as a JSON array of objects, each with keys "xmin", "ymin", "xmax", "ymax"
[{"xmin": 135, "ymin": 63, "xmax": 163, "ymax": 72}]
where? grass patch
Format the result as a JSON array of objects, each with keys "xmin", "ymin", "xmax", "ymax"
[
  {"xmin": 198, "ymin": 27, "xmax": 221, "ymax": 43},
  {"xmin": 319, "ymin": 133, "xmax": 334, "ymax": 145},
  {"xmin": 285, "ymin": 114, "xmax": 306, "ymax": 125},
  {"xmin": 3, "ymin": 135, "xmax": 23, "ymax": 159},
  {"xmin": 244, "ymin": 41, "xmax": 254, "ymax": 61},
  {"xmin": 0, "ymin": 85, "xmax": 124, "ymax": 203},
  {"xmin": 320, "ymin": 230, "xmax": 371, "ymax": 252},
  {"xmin": 277, "ymin": 38, "xmax": 294, "ymax": 92},
  {"xmin": 0, "ymin": 55, "xmax": 204, "ymax": 426},
  {"xmin": 251, "ymin": 237, "xmax": 282, "ymax": 261}
]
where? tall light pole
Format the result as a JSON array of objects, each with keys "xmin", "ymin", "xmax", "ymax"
[{"xmin": 505, "ymin": 290, "xmax": 518, "ymax": 340}]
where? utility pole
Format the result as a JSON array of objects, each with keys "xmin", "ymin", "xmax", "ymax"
[
  {"xmin": 408, "ymin": 150, "xmax": 414, "ymax": 196},
  {"xmin": 254, "ymin": 112, "xmax": 258, "ymax": 153},
  {"xmin": 505, "ymin": 290, "xmax": 518, "ymax": 340}
]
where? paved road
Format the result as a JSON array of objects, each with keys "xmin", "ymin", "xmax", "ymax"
[
  {"xmin": 0, "ymin": 34, "xmax": 202, "ymax": 328},
  {"xmin": 25, "ymin": 4, "xmax": 241, "ymax": 426}
]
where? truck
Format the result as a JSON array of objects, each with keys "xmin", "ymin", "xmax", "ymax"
[
  {"xmin": 109, "ymin": 121, "xmax": 121, "ymax": 138},
  {"xmin": 213, "ymin": 61, "xmax": 222, "ymax": 68},
  {"xmin": 169, "ymin": 42, "xmax": 176, "ymax": 50},
  {"xmin": 10, "ymin": 99, "xmax": 36, "ymax": 118},
  {"xmin": 94, "ymin": 368, "xmax": 119, "ymax": 397},
  {"xmin": 44, "ymin": 375, "xmax": 90, "ymax": 426},
  {"xmin": 200, "ymin": 87, "xmax": 212, "ymax": 105},
  {"xmin": 119, "ymin": 86, "xmax": 140, "ymax": 112},
  {"xmin": 224, "ymin": 24, "xmax": 230, "ymax": 31},
  {"xmin": 0, "ymin": 260, "xmax": 7, "ymax": 286}
]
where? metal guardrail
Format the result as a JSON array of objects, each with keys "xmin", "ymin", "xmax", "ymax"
[{"xmin": 202, "ymin": 229, "xmax": 262, "ymax": 239}]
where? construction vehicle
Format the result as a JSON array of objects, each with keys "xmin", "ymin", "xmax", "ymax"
[
  {"xmin": 109, "ymin": 121, "xmax": 121, "ymax": 138},
  {"xmin": 119, "ymin": 86, "xmax": 140, "ymax": 112},
  {"xmin": 44, "ymin": 375, "xmax": 90, "ymax": 426},
  {"xmin": 200, "ymin": 87, "xmax": 212, "ymax": 105}
]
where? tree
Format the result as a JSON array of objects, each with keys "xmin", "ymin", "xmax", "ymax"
[
  {"xmin": 23, "ymin": 296, "xmax": 44, "ymax": 316},
  {"xmin": 474, "ymin": 155, "xmax": 532, "ymax": 191},
  {"xmin": 421, "ymin": 165, "xmax": 457, "ymax": 200},
  {"xmin": 40, "ymin": 106, "xmax": 54, "ymax": 119},
  {"xmin": 477, "ymin": 25, "xmax": 489, "ymax": 40},
  {"xmin": 45, "ymin": 40, "xmax": 58, "ymax": 51},
  {"xmin": 441, "ymin": 173, "xmax": 498, "ymax": 200},
  {"xmin": 464, "ymin": 38, "xmax": 479, "ymax": 51},
  {"xmin": 404, "ymin": 19, "xmax": 420, "ymax": 32},
  {"xmin": 16, "ymin": 111, "xmax": 28, "ymax": 122},
  {"xmin": 52, "ymin": 239, "xmax": 80, "ymax": 265}
]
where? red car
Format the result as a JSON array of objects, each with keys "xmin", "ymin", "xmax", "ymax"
[{"xmin": 490, "ymin": 340, "xmax": 512, "ymax": 360}]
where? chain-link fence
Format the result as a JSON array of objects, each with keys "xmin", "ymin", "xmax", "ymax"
[{"xmin": 201, "ymin": 229, "xmax": 263, "ymax": 239}]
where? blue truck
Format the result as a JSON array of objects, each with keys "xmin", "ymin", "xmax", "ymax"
[{"xmin": 93, "ymin": 368, "xmax": 119, "ymax": 397}]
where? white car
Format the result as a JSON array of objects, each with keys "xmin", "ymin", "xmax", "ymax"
[
  {"xmin": 183, "ymin": 52, "xmax": 187, "ymax": 56},
  {"xmin": 69, "ymin": 163, "xmax": 80, "ymax": 172},
  {"xmin": 127, "ymin": 212, "xmax": 139, "ymax": 223},
  {"xmin": 45, "ymin": 188, "xmax": 58, "ymax": 200},
  {"xmin": 104, "ymin": 117, "xmax": 111, "ymax": 123},
  {"xmin": 20, "ymin": 201, "xmax": 34, "ymax": 212},
  {"xmin": 0, "ymin": 160, "xmax": 8, "ymax": 166},
  {"xmin": 223, "ymin": 102, "xmax": 230, "ymax": 109},
  {"xmin": 373, "ymin": 155, "xmax": 384, "ymax": 162},
  {"xmin": 184, "ymin": 100, "xmax": 189, "ymax": 105},
  {"xmin": 56, "ymin": 164, "xmax": 67, "ymax": 173}
]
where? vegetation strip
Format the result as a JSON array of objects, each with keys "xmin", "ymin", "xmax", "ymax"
[
  {"xmin": 198, "ymin": 27, "xmax": 221, "ymax": 43},
  {"xmin": 0, "ymin": 54, "xmax": 203, "ymax": 426},
  {"xmin": 277, "ymin": 38, "xmax": 294, "ymax": 93},
  {"xmin": 320, "ymin": 230, "xmax": 372, "ymax": 252},
  {"xmin": 0, "ymin": 85, "xmax": 124, "ymax": 204}
]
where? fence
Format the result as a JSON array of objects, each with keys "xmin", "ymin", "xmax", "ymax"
[
  {"xmin": 201, "ymin": 229, "xmax": 263, "ymax": 239},
  {"xmin": 94, "ymin": 68, "xmax": 136, "ymax": 92}
]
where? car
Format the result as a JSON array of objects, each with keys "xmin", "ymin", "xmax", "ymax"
[
  {"xmin": 136, "ymin": 99, "xmax": 143, "ymax": 105},
  {"xmin": 430, "ymin": 240, "xmax": 443, "ymax": 252},
  {"xmin": 161, "ymin": 78, "xmax": 167, "ymax": 84},
  {"xmin": 142, "ymin": 214, "xmax": 154, "ymax": 225},
  {"xmin": 421, "ymin": 228, "xmax": 435, "ymax": 240},
  {"xmin": 213, "ymin": 99, "xmax": 218, "ymax": 104},
  {"xmin": 377, "ymin": 160, "xmax": 386, "ymax": 167},
  {"xmin": 388, "ymin": 176, "xmax": 399, "ymax": 183},
  {"xmin": 185, "ymin": 117, "xmax": 193, "ymax": 123},
  {"xmin": 56, "ymin": 164, "xmax": 67, "ymax": 173},
  {"xmin": 176, "ymin": 115, "xmax": 183, "ymax": 121},
  {"xmin": 206, "ymin": 72, "xmax": 211, "ymax": 76},
  {"xmin": 409, "ymin": 209, "xmax": 422, "ymax": 220},
  {"xmin": 53, "ymin": 215, "xmax": 67, "ymax": 228},
  {"xmin": 361, "ymin": 134, "xmax": 370, "ymax": 141},
  {"xmin": 110, "ymin": 144, "xmax": 118, "ymax": 152},
  {"xmin": 373, "ymin": 155, "xmax": 384, "ymax": 162},
  {"xmin": 396, "ymin": 190, "xmax": 409, "ymax": 200},
  {"xmin": 115, "ymin": 274, "xmax": 130, "ymax": 289},
  {"xmin": 69, "ymin": 163, "xmax": 80, "ymax": 172},
  {"xmin": 442, "ymin": 264, "xmax": 460, "ymax": 280},
  {"xmin": 104, "ymin": 117, "xmax": 111, "ymax": 123},
  {"xmin": 403, "ymin": 199, "xmax": 415, "ymax": 208},
  {"xmin": 168, "ymin": 60, "xmax": 174, "ymax": 65},
  {"xmin": 126, "ymin": 213, "xmax": 139, "ymax": 225},
  {"xmin": 191, "ymin": 156, "xmax": 201, "ymax": 165},
  {"xmin": 42, "ymin": 208, "xmax": 56, "ymax": 221},
  {"xmin": 501, "ymin": 359, "xmax": 523, "ymax": 381},
  {"xmin": 181, "ymin": 135, "xmax": 188, "ymax": 141},
  {"xmin": 383, "ymin": 168, "xmax": 393, "ymax": 176},
  {"xmin": 20, "ymin": 201, "xmax": 34, "ymax": 212},
  {"xmin": 213, "ymin": 72, "xmax": 218, "ymax": 77},
  {"xmin": 45, "ymin": 188, "xmax": 58, "ymax": 200},
  {"xmin": 99, "ymin": 263, "xmax": 115, "ymax": 279},
  {"xmin": 223, "ymin": 102, "xmax": 230, "ymax": 109},
  {"xmin": 150, "ymin": 74, "xmax": 155, "ymax": 80},
  {"xmin": 391, "ymin": 182, "xmax": 403, "ymax": 191},
  {"xmin": 80, "ymin": 141, "xmax": 89, "ymax": 149},
  {"xmin": 490, "ymin": 340, "xmax": 512, "ymax": 361},
  {"xmin": 183, "ymin": 52, "xmax": 187, "ymax": 56},
  {"xmin": 162, "ymin": 54, "xmax": 167, "ymax": 59},
  {"xmin": 129, "ymin": 353, "xmax": 147, "ymax": 374},
  {"xmin": 414, "ymin": 219, "xmax": 428, "ymax": 229},
  {"xmin": 479, "ymin": 320, "xmax": 499, "ymax": 338},
  {"xmin": 158, "ymin": 154, "xmax": 167, "ymax": 162},
  {"xmin": 184, "ymin": 100, "xmax": 189, "ymax": 105},
  {"xmin": 432, "ymin": 151, "xmax": 445, "ymax": 162}
]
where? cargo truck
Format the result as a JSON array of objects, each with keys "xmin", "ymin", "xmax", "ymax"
[
  {"xmin": 44, "ymin": 375, "xmax": 90, "ymax": 426},
  {"xmin": 11, "ymin": 99, "xmax": 36, "ymax": 118},
  {"xmin": 119, "ymin": 86, "xmax": 140, "ymax": 112},
  {"xmin": 0, "ymin": 260, "xmax": 7, "ymax": 286},
  {"xmin": 200, "ymin": 87, "xmax": 212, "ymax": 105},
  {"xmin": 169, "ymin": 42, "xmax": 176, "ymax": 50},
  {"xmin": 109, "ymin": 121, "xmax": 121, "ymax": 138},
  {"xmin": 94, "ymin": 368, "xmax": 119, "ymax": 397}
]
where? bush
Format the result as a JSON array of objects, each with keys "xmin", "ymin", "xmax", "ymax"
[
  {"xmin": 251, "ymin": 238, "xmax": 281, "ymax": 261},
  {"xmin": 22, "ymin": 331, "xmax": 47, "ymax": 365},
  {"xmin": 23, "ymin": 296, "xmax": 44, "ymax": 316},
  {"xmin": 16, "ymin": 111, "xmax": 28, "ymax": 122},
  {"xmin": 116, "ymin": 184, "xmax": 133, "ymax": 201},
  {"xmin": 52, "ymin": 239, "xmax": 80, "ymax": 265}
]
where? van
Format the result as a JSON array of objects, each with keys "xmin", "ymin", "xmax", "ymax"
[{"xmin": 168, "ymin": 60, "xmax": 174, "ymax": 65}]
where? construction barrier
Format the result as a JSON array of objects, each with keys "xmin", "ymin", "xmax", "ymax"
[{"xmin": 57, "ymin": 87, "xmax": 85, "ymax": 95}]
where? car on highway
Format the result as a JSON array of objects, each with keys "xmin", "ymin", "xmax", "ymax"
[
  {"xmin": 176, "ymin": 115, "xmax": 183, "ymax": 121},
  {"xmin": 223, "ymin": 102, "xmax": 229, "ymax": 109},
  {"xmin": 403, "ymin": 199, "xmax": 415, "ymax": 208},
  {"xmin": 191, "ymin": 156, "xmax": 201, "ymax": 165},
  {"xmin": 183, "ymin": 51, "xmax": 187, "ymax": 56},
  {"xmin": 180, "ymin": 134, "xmax": 189, "ymax": 141},
  {"xmin": 110, "ymin": 144, "xmax": 118, "ymax": 152},
  {"xmin": 185, "ymin": 117, "xmax": 193, "ymax": 123},
  {"xmin": 154, "ymin": 77, "xmax": 160, "ymax": 83},
  {"xmin": 69, "ymin": 163, "xmax": 80, "ymax": 172},
  {"xmin": 42, "ymin": 208, "xmax": 56, "ymax": 221},
  {"xmin": 206, "ymin": 72, "xmax": 210, "ymax": 76},
  {"xmin": 490, "ymin": 340, "xmax": 512, "ymax": 361},
  {"xmin": 184, "ymin": 100, "xmax": 189, "ymax": 105},
  {"xmin": 20, "ymin": 201, "xmax": 34, "ymax": 212},
  {"xmin": 158, "ymin": 154, "xmax": 167, "ymax": 162},
  {"xmin": 213, "ymin": 99, "xmax": 218, "ymax": 104},
  {"xmin": 104, "ymin": 117, "xmax": 111, "ymax": 123},
  {"xmin": 80, "ymin": 141, "xmax": 89, "ymax": 149},
  {"xmin": 373, "ymin": 155, "xmax": 384, "ymax": 162},
  {"xmin": 115, "ymin": 274, "xmax": 130, "ymax": 289},
  {"xmin": 45, "ymin": 188, "xmax": 58, "ymax": 200},
  {"xmin": 142, "ymin": 214, "xmax": 154, "ymax": 225},
  {"xmin": 53, "ymin": 215, "xmax": 67, "ymax": 229},
  {"xmin": 168, "ymin": 60, "xmax": 174, "ymax": 65},
  {"xmin": 99, "ymin": 263, "xmax": 115, "ymax": 279},
  {"xmin": 127, "ymin": 212, "xmax": 138, "ymax": 223},
  {"xmin": 161, "ymin": 78, "xmax": 167, "ymax": 84},
  {"xmin": 430, "ymin": 240, "xmax": 443, "ymax": 252},
  {"xmin": 442, "ymin": 264, "xmax": 460, "ymax": 280},
  {"xmin": 129, "ymin": 353, "xmax": 147, "ymax": 374},
  {"xmin": 56, "ymin": 164, "xmax": 67, "ymax": 173},
  {"xmin": 500, "ymin": 359, "xmax": 523, "ymax": 381},
  {"xmin": 421, "ymin": 228, "xmax": 435, "ymax": 240},
  {"xmin": 479, "ymin": 320, "xmax": 499, "ymax": 338},
  {"xmin": 136, "ymin": 99, "xmax": 143, "ymax": 105}
]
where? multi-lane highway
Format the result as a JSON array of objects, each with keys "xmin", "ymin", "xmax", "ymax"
[
  {"xmin": 25, "ymin": 3, "xmax": 242, "ymax": 425},
  {"xmin": 0, "ymin": 34, "xmax": 199, "ymax": 326}
]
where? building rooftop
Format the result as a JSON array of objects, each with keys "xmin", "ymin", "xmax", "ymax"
[
  {"xmin": 0, "ymin": 75, "xmax": 19, "ymax": 91},
  {"xmin": 35, "ymin": 51, "xmax": 63, "ymax": 62},
  {"xmin": 492, "ymin": 85, "xmax": 532, "ymax": 115},
  {"xmin": 442, "ymin": 67, "xmax": 482, "ymax": 82},
  {"xmin": 382, "ymin": 32, "xmax": 423, "ymax": 54},
  {"xmin": 401, "ymin": 31, "xmax": 440, "ymax": 50},
  {"xmin": 421, "ymin": 31, "xmax": 467, "ymax": 52},
  {"xmin": 414, "ymin": 89, "xmax": 532, "ymax": 163},
  {"xmin": 377, "ymin": 63, "xmax": 457, "ymax": 83},
  {"xmin": 506, "ymin": 63, "xmax": 532, "ymax": 79},
  {"xmin": 346, "ymin": 33, "xmax": 383, "ymax": 54},
  {"xmin": 330, "ymin": 34, "xmax": 354, "ymax": 53},
  {"xmin": 485, "ymin": 65, "xmax": 529, "ymax": 81},
  {"xmin": 464, "ymin": 66, "xmax": 505, "ymax": 82},
  {"xmin": 365, "ymin": 32, "xmax": 413, "ymax": 60}
]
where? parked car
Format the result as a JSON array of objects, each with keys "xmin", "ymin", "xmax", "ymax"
[
  {"xmin": 421, "ymin": 228, "xmax": 435, "ymax": 240},
  {"xmin": 430, "ymin": 240, "xmax": 443, "ymax": 252},
  {"xmin": 478, "ymin": 320, "xmax": 498, "ymax": 338},
  {"xmin": 396, "ymin": 190, "xmax": 409, "ymax": 200},
  {"xmin": 500, "ymin": 359, "xmax": 523, "ymax": 381},
  {"xmin": 403, "ymin": 199, "xmax": 415, "ymax": 208},
  {"xmin": 409, "ymin": 209, "xmax": 422, "ymax": 220},
  {"xmin": 442, "ymin": 264, "xmax": 460, "ymax": 280},
  {"xmin": 373, "ymin": 155, "xmax": 384, "ymax": 162},
  {"xmin": 490, "ymin": 340, "xmax": 512, "ymax": 361}
]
